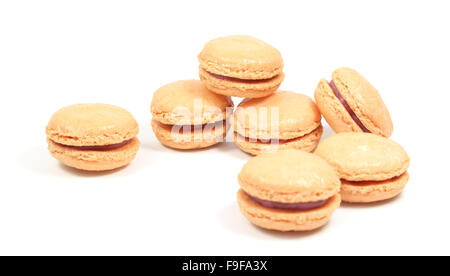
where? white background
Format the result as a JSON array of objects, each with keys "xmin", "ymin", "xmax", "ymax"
[{"xmin": 0, "ymin": 0, "xmax": 449, "ymax": 256}]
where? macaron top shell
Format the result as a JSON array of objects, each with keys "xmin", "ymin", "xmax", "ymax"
[
  {"xmin": 151, "ymin": 80, "xmax": 234, "ymax": 125},
  {"xmin": 238, "ymin": 149, "xmax": 340, "ymax": 203},
  {"xmin": 332, "ymin": 67, "xmax": 394, "ymax": 137},
  {"xmin": 46, "ymin": 104, "xmax": 139, "ymax": 146},
  {"xmin": 233, "ymin": 91, "xmax": 321, "ymax": 140},
  {"xmin": 198, "ymin": 35, "xmax": 283, "ymax": 80},
  {"xmin": 315, "ymin": 133, "xmax": 409, "ymax": 181}
]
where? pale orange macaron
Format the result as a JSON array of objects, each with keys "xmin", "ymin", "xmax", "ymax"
[
  {"xmin": 237, "ymin": 149, "xmax": 341, "ymax": 232},
  {"xmin": 151, "ymin": 80, "xmax": 234, "ymax": 149},
  {"xmin": 314, "ymin": 67, "xmax": 394, "ymax": 137},
  {"xmin": 46, "ymin": 104, "xmax": 140, "ymax": 171},
  {"xmin": 315, "ymin": 133, "xmax": 410, "ymax": 203},
  {"xmin": 198, "ymin": 35, "xmax": 284, "ymax": 98},
  {"xmin": 233, "ymin": 91, "xmax": 323, "ymax": 155}
]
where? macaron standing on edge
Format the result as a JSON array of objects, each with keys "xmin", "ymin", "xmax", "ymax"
[
  {"xmin": 198, "ymin": 35, "xmax": 285, "ymax": 98},
  {"xmin": 233, "ymin": 91, "xmax": 323, "ymax": 155},
  {"xmin": 237, "ymin": 149, "xmax": 341, "ymax": 232},
  {"xmin": 314, "ymin": 67, "xmax": 394, "ymax": 137},
  {"xmin": 151, "ymin": 80, "xmax": 234, "ymax": 149},
  {"xmin": 46, "ymin": 104, "xmax": 140, "ymax": 171},
  {"xmin": 315, "ymin": 133, "xmax": 410, "ymax": 203}
]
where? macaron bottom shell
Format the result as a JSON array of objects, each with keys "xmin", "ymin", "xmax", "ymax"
[
  {"xmin": 341, "ymin": 172, "xmax": 409, "ymax": 203},
  {"xmin": 237, "ymin": 189, "xmax": 341, "ymax": 232},
  {"xmin": 199, "ymin": 69, "xmax": 284, "ymax": 98},
  {"xmin": 151, "ymin": 119, "xmax": 229, "ymax": 150},
  {"xmin": 47, "ymin": 137, "xmax": 140, "ymax": 171},
  {"xmin": 233, "ymin": 125, "xmax": 323, "ymax": 155}
]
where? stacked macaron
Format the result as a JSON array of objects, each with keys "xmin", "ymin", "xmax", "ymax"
[
  {"xmin": 234, "ymin": 66, "xmax": 411, "ymax": 231},
  {"xmin": 46, "ymin": 104, "xmax": 140, "ymax": 171},
  {"xmin": 198, "ymin": 35, "xmax": 323, "ymax": 155},
  {"xmin": 198, "ymin": 35, "xmax": 284, "ymax": 99},
  {"xmin": 151, "ymin": 80, "xmax": 234, "ymax": 149},
  {"xmin": 150, "ymin": 35, "xmax": 291, "ymax": 151}
]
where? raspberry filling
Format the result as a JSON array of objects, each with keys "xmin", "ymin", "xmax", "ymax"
[
  {"xmin": 329, "ymin": 80, "xmax": 371, "ymax": 133},
  {"xmin": 235, "ymin": 133, "xmax": 287, "ymax": 144},
  {"xmin": 208, "ymin": 71, "xmax": 276, "ymax": 83},
  {"xmin": 169, "ymin": 120, "xmax": 226, "ymax": 133},
  {"xmin": 247, "ymin": 193, "xmax": 328, "ymax": 210},
  {"xmin": 57, "ymin": 140, "xmax": 131, "ymax": 151}
]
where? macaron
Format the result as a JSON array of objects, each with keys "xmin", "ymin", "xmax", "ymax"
[
  {"xmin": 46, "ymin": 104, "xmax": 140, "ymax": 171},
  {"xmin": 237, "ymin": 149, "xmax": 341, "ymax": 232},
  {"xmin": 315, "ymin": 133, "xmax": 410, "ymax": 203},
  {"xmin": 314, "ymin": 67, "xmax": 394, "ymax": 137},
  {"xmin": 151, "ymin": 80, "xmax": 234, "ymax": 149},
  {"xmin": 198, "ymin": 35, "xmax": 284, "ymax": 98},
  {"xmin": 233, "ymin": 91, "xmax": 323, "ymax": 155}
]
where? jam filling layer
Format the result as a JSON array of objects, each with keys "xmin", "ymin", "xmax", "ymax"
[
  {"xmin": 161, "ymin": 120, "xmax": 227, "ymax": 133},
  {"xmin": 236, "ymin": 132, "xmax": 288, "ymax": 144},
  {"xmin": 343, "ymin": 173, "xmax": 407, "ymax": 186},
  {"xmin": 329, "ymin": 80, "xmax": 371, "ymax": 133},
  {"xmin": 56, "ymin": 140, "xmax": 131, "ymax": 151},
  {"xmin": 207, "ymin": 71, "xmax": 278, "ymax": 83},
  {"xmin": 235, "ymin": 125, "xmax": 320, "ymax": 145},
  {"xmin": 247, "ymin": 193, "xmax": 328, "ymax": 210}
]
